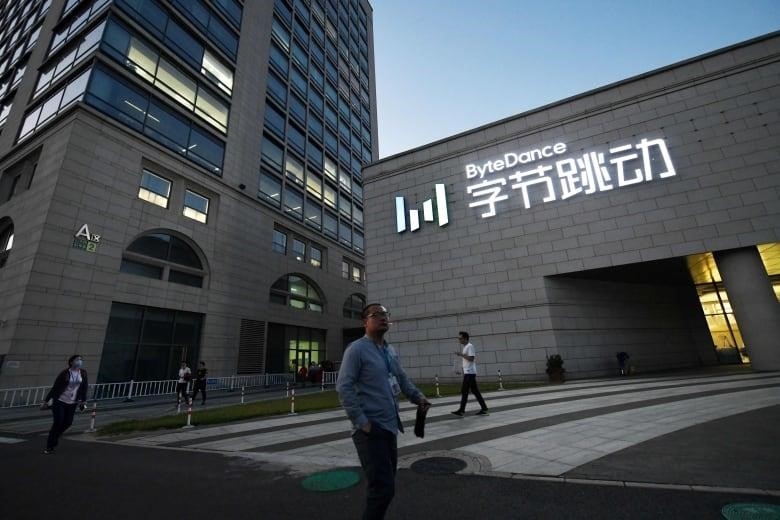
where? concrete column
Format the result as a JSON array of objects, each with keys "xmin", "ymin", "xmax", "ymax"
[{"xmin": 713, "ymin": 247, "xmax": 780, "ymax": 371}]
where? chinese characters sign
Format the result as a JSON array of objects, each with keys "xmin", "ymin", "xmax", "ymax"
[{"xmin": 465, "ymin": 138, "xmax": 676, "ymax": 218}]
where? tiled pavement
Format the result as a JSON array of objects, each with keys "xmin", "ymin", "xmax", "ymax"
[{"xmin": 93, "ymin": 370, "xmax": 780, "ymax": 491}]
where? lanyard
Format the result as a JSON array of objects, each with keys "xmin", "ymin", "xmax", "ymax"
[{"xmin": 380, "ymin": 346, "xmax": 393, "ymax": 375}]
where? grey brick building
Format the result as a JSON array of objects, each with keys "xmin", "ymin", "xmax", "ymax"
[
  {"xmin": 363, "ymin": 33, "xmax": 780, "ymax": 381},
  {"xmin": 0, "ymin": 0, "xmax": 377, "ymax": 387}
]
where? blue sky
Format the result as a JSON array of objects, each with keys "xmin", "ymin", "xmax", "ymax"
[{"xmin": 372, "ymin": 0, "xmax": 780, "ymax": 159}]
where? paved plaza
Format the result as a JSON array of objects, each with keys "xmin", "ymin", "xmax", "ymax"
[{"xmin": 2, "ymin": 368, "xmax": 779, "ymax": 519}]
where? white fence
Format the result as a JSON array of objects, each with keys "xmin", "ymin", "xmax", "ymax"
[{"xmin": 0, "ymin": 372, "xmax": 303, "ymax": 409}]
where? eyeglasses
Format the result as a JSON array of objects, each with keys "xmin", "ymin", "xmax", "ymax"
[{"xmin": 367, "ymin": 311, "xmax": 390, "ymax": 319}]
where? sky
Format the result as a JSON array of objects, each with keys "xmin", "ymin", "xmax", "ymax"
[{"xmin": 371, "ymin": 0, "xmax": 780, "ymax": 159}]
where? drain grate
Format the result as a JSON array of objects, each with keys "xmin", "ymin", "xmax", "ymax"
[
  {"xmin": 722, "ymin": 503, "xmax": 780, "ymax": 520},
  {"xmin": 410, "ymin": 457, "xmax": 467, "ymax": 475}
]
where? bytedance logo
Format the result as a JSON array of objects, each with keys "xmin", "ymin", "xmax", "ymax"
[{"xmin": 395, "ymin": 184, "xmax": 449, "ymax": 233}]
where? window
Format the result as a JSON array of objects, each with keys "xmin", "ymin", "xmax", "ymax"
[
  {"xmin": 259, "ymin": 170, "xmax": 281, "ymax": 207},
  {"xmin": 138, "ymin": 170, "xmax": 171, "ymax": 207},
  {"xmin": 98, "ymin": 302, "xmax": 203, "ymax": 383},
  {"xmin": 306, "ymin": 172, "xmax": 322, "ymax": 199},
  {"xmin": 0, "ymin": 218, "xmax": 13, "ymax": 268},
  {"xmin": 272, "ymin": 229, "xmax": 287, "ymax": 254},
  {"xmin": 292, "ymin": 238, "xmax": 305, "ymax": 262},
  {"xmin": 84, "ymin": 67, "xmax": 224, "ymax": 174},
  {"xmin": 283, "ymin": 186, "xmax": 303, "ymax": 220},
  {"xmin": 18, "ymin": 69, "xmax": 89, "ymax": 141},
  {"xmin": 323, "ymin": 210, "xmax": 337, "ymax": 238},
  {"xmin": 310, "ymin": 245, "xmax": 322, "ymax": 268},
  {"xmin": 261, "ymin": 135, "xmax": 284, "ymax": 172},
  {"xmin": 285, "ymin": 154, "xmax": 305, "ymax": 187},
  {"xmin": 343, "ymin": 293, "xmax": 365, "ymax": 319},
  {"xmin": 305, "ymin": 199, "xmax": 321, "ymax": 230},
  {"xmin": 342, "ymin": 257, "xmax": 364, "ymax": 284},
  {"xmin": 183, "ymin": 189, "xmax": 209, "ymax": 223},
  {"xmin": 121, "ymin": 232, "xmax": 205, "ymax": 287},
  {"xmin": 270, "ymin": 274, "xmax": 324, "ymax": 313}
]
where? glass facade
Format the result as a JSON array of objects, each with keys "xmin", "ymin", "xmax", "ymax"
[{"xmin": 260, "ymin": 0, "xmax": 371, "ymax": 257}]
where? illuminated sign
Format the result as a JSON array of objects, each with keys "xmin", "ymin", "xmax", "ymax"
[
  {"xmin": 465, "ymin": 137, "xmax": 676, "ymax": 218},
  {"xmin": 395, "ymin": 184, "xmax": 448, "ymax": 233},
  {"xmin": 72, "ymin": 224, "xmax": 101, "ymax": 253}
]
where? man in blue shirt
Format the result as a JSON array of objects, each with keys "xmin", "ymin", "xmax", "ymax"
[{"xmin": 337, "ymin": 303, "xmax": 431, "ymax": 520}]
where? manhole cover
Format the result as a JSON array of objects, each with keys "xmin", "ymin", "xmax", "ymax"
[
  {"xmin": 410, "ymin": 457, "xmax": 467, "ymax": 475},
  {"xmin": 722, "ymin": 503, "xmax": 780, "ymax": 520},
  {"xmin": 301, "ymin": 470, "xmax": 361, "ymax": 492}
]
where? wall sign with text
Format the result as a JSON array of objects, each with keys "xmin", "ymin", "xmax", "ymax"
[
  {"xmin": 464, "ymin": 138, "xmax": 676, "ymax": 218},
  {"xmin": 72, "ymin": 224, "xmax": 101, "ymax": 253}
]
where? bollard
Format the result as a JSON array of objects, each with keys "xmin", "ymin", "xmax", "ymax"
[
  {"xmin": 288, "ymin": 387, "xmax": 297, "ymax": 415},
  {"xmin": 498, "ymin": 369, "xmax": 505, "ymax": 391},
  {"xmin": 177, "ymin": 397, "xmax": 182, "ymax": 415},
  {"xmin": 124, "ymin": 380, "xmax": 135, "ymax": 402},
  {"xmin": 182, "ymin": 399, "xmax": 194, "ymax": 429},
  {"xmin": 321, "ymin": 376, "xmax": 325, "ymax": 392},
  {"xmin": 434, "ymin": 375, "xmax": 441, "ymax": 398},
  {"xmin": 241, "ymin": 386, "xmax": 245, "ymax": 404},
  {"xmin": 285, "ymin": 381, "xmax": 290, "ymax": 398},
  {"xmin": 84, "ymin": 403, "xmax": 97, "ymax": 433}
]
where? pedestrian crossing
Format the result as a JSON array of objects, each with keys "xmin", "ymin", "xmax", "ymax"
[{"xmin": 100, "ymin": 372, "xmax": 780, "ymax": 478}]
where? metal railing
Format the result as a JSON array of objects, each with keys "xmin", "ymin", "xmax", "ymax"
[{"xmin": 0, "ymin": 372, "xmax": 298, "ymax": 409}]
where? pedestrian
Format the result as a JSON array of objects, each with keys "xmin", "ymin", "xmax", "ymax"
[
  {"xmin": 336, "ymin": 303, "xmax": 431, "ymax": 520},
  {"xmin": 451, "ymin": 331, "xmax": 489, "ymax": 417},
  {"xmin": 176, "ymin": 362, "xmax": 191, "ymax": 403},
  {"xmin": 41, "ymin": 354, "xmax": 88, "ymax": 454},
  {"xmin": 191, "ymin": 361, "xmax": 208, "ymax": 405}
]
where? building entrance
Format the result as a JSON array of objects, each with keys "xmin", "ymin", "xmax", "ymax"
[{"xmin": 687, "ymin": 244, "xmax": 779, "ymax": 365}]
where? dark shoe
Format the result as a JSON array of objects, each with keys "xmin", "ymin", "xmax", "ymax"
[
  {"xmin": 475, "ymin": 409, "xmax": 490, "ymax": 416},
  {"xmin": 43, "ymin": 448, "xmax": 55, "ymax": 454},
  {"xmin": 450, "ymin": 410, "xmax": 464, "ymax": 417}
]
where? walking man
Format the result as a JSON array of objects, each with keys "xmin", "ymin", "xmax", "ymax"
[
  {"xmin": 451, "ymin": 331, "xmax": 489, "ymax": 417},
  {"xmin": 191, "ymin": 361, "xmax": 208, "ymax": 405},
  {"xmin": 337, "ymin": 303, "xmax": 431, "ymax": 520}
]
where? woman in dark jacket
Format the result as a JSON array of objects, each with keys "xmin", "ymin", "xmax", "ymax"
[{"xmin": 42, "ymin": 354, "xmax": 88, "ymax": 454}]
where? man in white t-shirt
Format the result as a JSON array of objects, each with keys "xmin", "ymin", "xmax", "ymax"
[{"xmin": 451, "ymin": 331, "xmax": 489, "ymax": 417}]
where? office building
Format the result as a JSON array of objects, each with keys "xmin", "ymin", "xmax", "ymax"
[
  {"xmin": 364, "ymin": 33, "xmax": 780, "ymax": 380},
  {"xmin": 0, "ymin": 0, "xmax": 377, "ymax": 387}
]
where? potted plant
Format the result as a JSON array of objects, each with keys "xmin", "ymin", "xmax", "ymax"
[{"xmin": 546, "ymin": 354, "xmax": 565, "ymax": 383}]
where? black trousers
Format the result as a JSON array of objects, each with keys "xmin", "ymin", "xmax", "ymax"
[
  {"xmin": 47, "ymin": 400, "xmax": 77, "ymax": 450},
  {"xmin": 352, "ymin": 424, "xmax": 397, "ymax": 520},
  {"xmin": 191, "ymin": 381, "xmax": 207, "ymax": 403},
  {"xmin": 176, "ymin": 382, "xmax": 189, "ymax": 402},
  {"xmin": 458, "ymin": 373, "xmax": 487, "ymax": 412}
]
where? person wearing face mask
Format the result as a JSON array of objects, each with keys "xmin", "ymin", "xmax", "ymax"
[{"xmin": 41, "ymin": 354, "xmax": 88, "ymax": 454}]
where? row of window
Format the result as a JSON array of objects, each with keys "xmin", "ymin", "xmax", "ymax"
[
  {"xmin": 19, "ymin": 65, "xmax": 226, "ymax": 176},
  {"xmin": 102, "ymin": 17, "xmax": 230, "ymax": 132},
  {"xmin": 138, "ymin": 169, "xmax": 210, "ymax": 224},
  {"xmin": 0, "ymin": 0, "xmax": 49, "ymax": 71},
  {"xmin": 261, "ymin": 143, "xmax": 364, "ymax": 226},
  {"xmin": 83, "ymin": 66, "xmax": 225, "ymax": 174},
  {"xmin": 276, "ymin": 0, "xmax": 370, "ymax": 72},
  {"xmin": 259, "ymin": 168, "xmax": 364, "ymax": 254},
  {"xmin": 114, "ymin": 0, "xmax": 235, "ymax": 93},
  {"xmin": 272, "ymin": 228, "xmax": 324, "ymax": 269},
  {"xmin": 268, "ymin": 34, "xmax": 371, "ymax": 141},
  {"xmin": 169, "ymin": 0, "xmax": 238, "ymax": 57}
]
